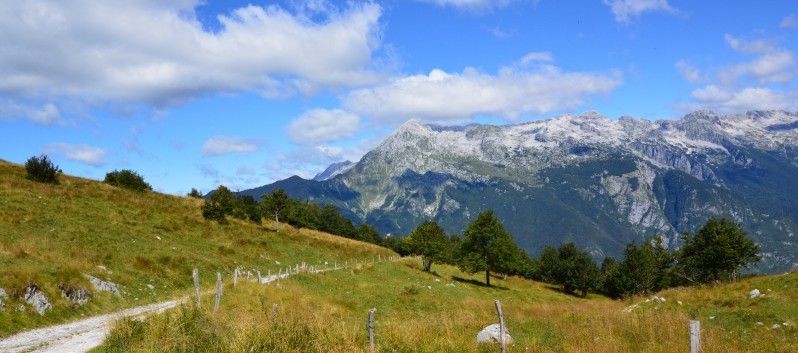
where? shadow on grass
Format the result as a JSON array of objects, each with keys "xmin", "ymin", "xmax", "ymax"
[
  {"xmin": 451, "ymin": 276, "xmax": 509, "ymax": 290},
  {"xmin": 540, "ymin": 283, "xmax": 591, "ymax": 298}
]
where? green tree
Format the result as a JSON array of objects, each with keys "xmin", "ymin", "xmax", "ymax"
[
  {"xmin": 620, "ymin": 236, "xmax": 673, "ymax": 295},
  {"xmin": 356, "ymin": 223, "xmax": 382, "ymax": 244},
  {"xmin": 539, "ymin": 243, "xmax": 600, "ymax": 297},
  {"xmin": 187, "ymin": 188, "xmax": 203, "ymax": 198},
  {"xmin": 456, "ymin": 210, "xmax": 522, "ymax": 287},
  {"xmin": 104, "ymin": 169, "xmax": 152, "ymax": 192},
  {"xmin": 676, "ymin": 217, "xmax": 761, "ymax": 283},
  {"xmin": 201, "ymin": 185, "xmax": 235, "ymax": 224},
  {"xmin": 262, "ymin": 189, "xmax": 289, "ymax": 232},
  {"xmin": 25, "ymin": 154, "xmax": 60, "ymax": 184},
  {"xmin": 405, "ymin": 221, "xmax": 448, "ymax": 272}
]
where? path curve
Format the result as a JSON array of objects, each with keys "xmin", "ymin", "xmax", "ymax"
[{"xmin": 0, "ymin": 300, "xmax": 181, "ymax": 353}]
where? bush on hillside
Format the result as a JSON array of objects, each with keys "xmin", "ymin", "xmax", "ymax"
[
  {"xmin": 187, "ymin": 188, "xmax": 203, "ymax": 198},
  {"xmin": 104, "ymin": 169, "xmax": 152, "ymax": 192},
  {"xmin": 25, "ymin": 154, "xmax": 61, "ymax": 184},
  {"xmin": 202, "ymin": 185, "xmax": 235, "ymax": 224}
]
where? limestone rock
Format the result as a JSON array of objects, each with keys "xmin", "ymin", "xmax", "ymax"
[
  {"xmin": 750, "ymin": 289, "xmax": 761, "ymax": 299},
  {"xmin": 476, "ymin": 324, "xmax": 513, "ymax": 344},
  {"xmin": 23, "ymin": 285, "xmax": 52, "ymax": 315},
  {"xmin": 60, "ymin": 283, "xmax": 91, "ymax": 306},
  {"xmin": 85, "ymin": 274, "xmax": 122, "ymax": 297}
]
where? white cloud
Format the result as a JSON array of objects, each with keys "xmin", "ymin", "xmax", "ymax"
[
  {"xmin": 0, "ymin": 101, "xmax": 68, "ymax": 126},
  {"xmin": 680, "ymin": 33, "xmax": 798, "ymax": 113},
  {"xmin": 418, "ymin": 0, "xmax": 523, "ymax": 11},
  {"xmin": 690, "ymin": 86, "xmax": 796, "ymax": 112},
  {"xmin": 603, "ymin": 0, "xmax": 680, "ymax": 23},
  {"xmin": 781, "ymin": 13, "xmax": 797, "ymax": 29},
  {"xmin": 718, "ymin": 36, "xmax": 796, "ymax": 85},
  {"xmin": 0, "ymin": 1, "xmax": 383, "ymax": 110},
  {"xmin": 521, "ymin": 52, "xmax": 554, "ymax": 65},
  {"xmin": 201, "ymin": 136, "xmax": 258, "ymax": 156},
  {"xmin": 41, "ymin": 143, "xmax": 107, "ymax": 166},
  {"xmin": 724, "ymin": 34, "xmax": 776, "ymax": 54},
  {"xmin": 285, "ymin": 109, "xmax": 361, "ymax": 145},
  {"xmin": 675, "ymin": 60, "xmax": 705, "ymax": 83},
  {"xmin": 343, "ymin": 64, "xmax": 622, "ymax": 125}
]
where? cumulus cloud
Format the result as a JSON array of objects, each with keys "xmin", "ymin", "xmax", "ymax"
[
  {"xmin": 41, "ymin": 143, "xmax": 107, "ymax": 166},
  {"xmin": 781, "ymin": 14, "xmax": 797, "ymax": 29},
  {"xmin": 681, "ymin": 33, "xmax": 798, "ymax": 113},
  {"xmin": 0, "ymin": 1, "xmax": 383, "ymax": 112},
  {"xmin": 285, "ymin": 109, "xmax": 361, "ymax": 145},
  {"xmin": 603, "ymin": 0, "xmax": 680, "ymax": 23},
  {"xmin": 201, "ymin": 136, "xmax": 258, "ymax": 156},
  {"xmin": 343, "ymin": 63, "xmax": 622, "ymax": 125}
]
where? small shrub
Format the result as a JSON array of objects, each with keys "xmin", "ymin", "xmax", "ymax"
[
  {"xmin": 25, "ymin": 154, "xmax": 60, "ymax": 184},
  {"xmin": 104, "ymin": 169, "xmax": 152, "ymax": 192},
  {"xmin": 187, "ymin": 188, "xmax": 203, "ymax": 198}
]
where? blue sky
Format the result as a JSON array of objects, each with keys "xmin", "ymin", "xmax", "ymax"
[{"xmin": 1, "ymin": 0, "xmax": 796, "ymax": 195}]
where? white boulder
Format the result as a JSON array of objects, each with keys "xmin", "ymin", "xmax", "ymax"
[
  {"xmin": 477, "ymin": 324, "xmax": 513, "ymax": 344},
  {"xmin": 749, "ymin": 289, "xmax": 761, "ymax": 299}
]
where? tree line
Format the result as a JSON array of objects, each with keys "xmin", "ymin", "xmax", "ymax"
[
  {"xmin": 399, "ymin": 214, "xmax": 761, "ymax": 296},
  {"xmin": 200, "ymin": 186, "xmax": 382, "ymax": 244}
]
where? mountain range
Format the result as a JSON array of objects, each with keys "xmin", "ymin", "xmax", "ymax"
[{"xmin": 241, "ymin": 110, "xmax": 798, "ymax": 273}]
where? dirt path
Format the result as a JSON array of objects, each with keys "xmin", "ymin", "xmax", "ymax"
[
  {"xmin": 0, "ymin": 300, "xmax": 182, "ymax": 353},
  {"xmin": 0, "ymin": 260, "xmax": 386, "ymax": 352}
]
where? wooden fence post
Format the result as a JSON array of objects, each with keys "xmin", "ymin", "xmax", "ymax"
[
  {"xmin": 690, "ymin": 320, "xmax": 700, "ymax": 353},
  {"xmin": 192, "ymin": 268, "xmax": 201, "ymax": 308},
  {"xmin": 368, "ymin": 308, "xmax": 377, "ymax": 353},
  {"xmin": 267, "ymin": 270, "xmax": 271, "ymax": 285},
  {"xmin": 495, "ymin": 300, "xmax": 506, "ymax": 353},
  {"xmin": 257, "ymin": 270, "xmax": 262, "ymax": 284},
  {"xmin": 213, "ymin": 272, "xmax": 222, "ymax": 316},
  {"xmin": 233, "ymin": 268, "xmax": 238, "ymax": 289}
]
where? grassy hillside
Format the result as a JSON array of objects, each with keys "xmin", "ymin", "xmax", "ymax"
[
  {"xmin": 0, "ymin": 159, "xmax": 393, "ymax": 337},
  {"xmin": 1, "ymin": 159, "xmax": 796, "ymax": 352}
]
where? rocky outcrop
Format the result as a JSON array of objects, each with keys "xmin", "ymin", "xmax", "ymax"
[
  {"xmin": 85, "ymin": 274, "xmax": 121, "ymax": 296},
  {"xmin": 23, "ymin": 285, "xmax": 52, "ymax": 315},
  {"xmin": 60, "ymin": 283, "xmax": 92, "ymax": 306}
]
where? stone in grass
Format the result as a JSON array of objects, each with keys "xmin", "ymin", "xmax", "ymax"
[
  {"xmin": 84, "ymin": 274, "xmax": 121, "ymax": 297},
  {"xmin": 23, "ymin": 285, "xmax": 52, "ymax": 315},
  {"xmin": 60, "ymin": 283, "xmax": 92, "ymax": 306},
  {"xmin": 477, "ymin": 324, "xmax": 513, "ymax": 344},
  {"xmin": 0, "ymin": 287, "xmax": 6, "ymax": 311},
  {"xmin": 749, "ymin": 289, "xmax": 761, "ymax": 299}
]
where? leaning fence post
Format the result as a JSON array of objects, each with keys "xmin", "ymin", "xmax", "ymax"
[
  {"xmin": 368, "ymin": 308, "xmax": 377, "ymax": 353},
  {"xmin": 213, "ymin": 272, "xmax": 222, "ymax": 316},
  {"xmin": 192, "ymin": 268, "xmax": 201, "ymax": 308},
  {"xmin": 257, "ymin": 270, "xmax": 262, "ymax": 284},
  {"xmin": 495, "ymin": 300, "xmax": 506, "ymax": 353},
  {"xmin": 690, "ymin": 320, "xmax": 700, "ymax": 353}
]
